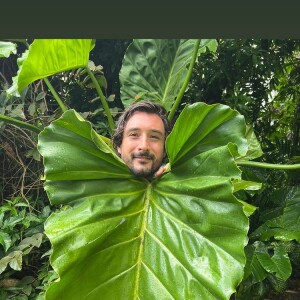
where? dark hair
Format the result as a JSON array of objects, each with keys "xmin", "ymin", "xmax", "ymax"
[{"xmin": 112, "ymin": 100, "xmax": 170, "ymax": 150}]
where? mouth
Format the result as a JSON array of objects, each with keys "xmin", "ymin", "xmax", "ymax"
[
  {"xmin": 134, "ymin": 156, "xmax": 152, "ymax": 161},
  {"xmin": 132, "ymin": 154, "xmax": 154, "ymax": 162}
]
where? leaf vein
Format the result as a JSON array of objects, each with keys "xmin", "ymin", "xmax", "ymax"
[
  {"xmin": 141, "ymin": 261, "xmax": 176, "ymax": 299},
  {"xmin": 145, "ymin": 229, "xmax": 220, "ymax": 299}
]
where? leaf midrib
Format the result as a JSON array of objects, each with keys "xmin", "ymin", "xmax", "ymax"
[{"xmin": 133, "ymin": 183, "xmax": 151, "ymax": 299}]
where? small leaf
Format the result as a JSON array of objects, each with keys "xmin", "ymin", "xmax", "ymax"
[
  {"xmin": 9, "ymin": 104, "xmax": 26, "ymax": 120},
  {"xmin": 28, "ymin": 102, "xmax": 36, "ymax": 116},
  {"xmin": 87, "ymin": 60, "xmax": 96, "ymax": 70},
  {"xmin": 232, "ymin": 179, "xmax": 262, "ymax": 192},
  {"xmin": 26, "ymin": 148, "xmax": 41, "ymax": 161},
  {"xmin": 236, "ymin": 125, "xmax": 263, "ymax": 161},
  {"xmin": 243, "ymin": 244, "xmax": 268, "ymax": 283},
  {"xmin": 97, "ymin": 75, "xmax": 107, "ymax": 89},
  {"xmin": 9, "ymin": 251, "xmax": 23, "ymax": 271},
  {"xmin": 18, "ymin": 233, "xmax": 43, "ymax": 250},
  {"xmin": 0, "ymin": 41, "xmax": 17, "ymax": 58},
  {"xmin": 0, "ymin": 255, "xmax": 10, "ymax": 274},
  {"xmin": 36, "ymin": 91, "xmax": 46, "ymax": 101},
  {"xmin": 0, "ymin": 250, "xmax": 23, "ymax": 273},
  {"xmin": 39, "ymin": 101, "xmax": 47, "ymax": 114},
  {"xmin": 0, "ymin": 232, "xmax": 12, "ymax": 252},
  {"xmin": 107, "ymin": 94, "xmax": 115, "ymax": 102},
  {"xmin": 237, "ymin": 199, "xmax": 257, "ymax": 217}
]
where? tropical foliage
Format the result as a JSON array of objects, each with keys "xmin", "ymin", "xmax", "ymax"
[{"xmin": 0, "ymin": 39, "xmax": 299, "ymax": 299}]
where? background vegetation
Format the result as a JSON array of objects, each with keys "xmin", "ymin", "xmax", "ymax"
[{"xmin": 0, "ymin": 39, "xmax": 299, "ymax": 299}]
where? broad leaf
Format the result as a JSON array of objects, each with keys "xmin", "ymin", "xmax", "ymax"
[
  {"xmin": 119, "ymin": 39, "xmax": 217, "ymax": 111},
  {"xmin": 7, "ymin": 39, "xmax": 94, "ymax": 96},
  {"xmin": 38, "ymin": 103, "xmax": 249, "ymax": 299},
  {"xmin": 166, "ymin": 102, "xmax": 248, "ymax": 165}
]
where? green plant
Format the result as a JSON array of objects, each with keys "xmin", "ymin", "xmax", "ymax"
[
  {"xmin": 181, "ymin": 39, "xmax": 300, "ymax": 298},
  {"xmin": 1, "ymin": 39, "xmax": 300, "ymax": 299},
  {"xmin": 38, "ymin": 103, "xmax": 251, "ymax": 299},
  {"xmin": 0, "ymin": 197, "xmax": 51, "ymax": 299}
]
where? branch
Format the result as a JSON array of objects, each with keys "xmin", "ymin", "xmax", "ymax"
[
  {"xmin": 85, "ymin": 66, "xmax": 115, "ymax": 133},
  {"xmin": 237, "ymin": 160, "xmax": 300, "ymax": 170},
  {"xmin": 0, "ymin": 114, "xmax": 41, "ymax": 133},
  {"xmin": 43, "ymin": 78, "xmax": 68, "ymax": 112}
]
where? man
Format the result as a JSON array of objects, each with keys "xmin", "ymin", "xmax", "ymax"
[{"xmin": 112, "ymin": 101, "xmax": 171, "ymax": 179}]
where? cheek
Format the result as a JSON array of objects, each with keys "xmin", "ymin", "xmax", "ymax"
[
  {"xmin": 153, "ymin": 143, "xmax": 165, "ymax": 157},
  {"xmin": 118, "ymin": 140, "xmax": 137, "ymax": 156}
]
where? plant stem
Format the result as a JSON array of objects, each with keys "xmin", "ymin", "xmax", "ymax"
[
  {"xmin": 85, "ymin": 66, "xmax": 115, "ymax": 133},
  {"xmin": 168, "ymin": 39, "xmax": 201, "ymax": 122},
  {"xmin": 43, "ymin": 78, "xmax": 68, "ymax": 112},
  {"xmin": 0, "ymin": 114, "xmax": 41, "ymax": 133},
  {"xmin": 237, "ymin": 160, "xmax": 300, "ymax": 170}
]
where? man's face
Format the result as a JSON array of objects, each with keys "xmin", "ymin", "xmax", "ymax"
[{"xmin": 117, "ymin": 111, "xmax": 165, "ymax": 177}]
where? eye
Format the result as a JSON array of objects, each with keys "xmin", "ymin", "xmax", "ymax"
[
  {"xmin": 150, "ymin": 135, "xmax": 160, "ymax": 140},
  {"xmin": 129, "ymin": 132, "xmax": 138, "ymax": 137}
]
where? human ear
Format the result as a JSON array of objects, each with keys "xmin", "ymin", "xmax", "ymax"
[
  {"xmin": 163, "ymin": 150, "xmax": 167, "ymax": 159},
  {"xmin": 117, "ymin": 146, "xmax": 121, "ymax": 155}
]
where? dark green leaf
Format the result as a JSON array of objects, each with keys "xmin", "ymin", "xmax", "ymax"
[{"xmin": 254, "ymin": 241, "xmax": 292, "ymax": 281}]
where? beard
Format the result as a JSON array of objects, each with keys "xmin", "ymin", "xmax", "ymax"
[
  {"xmin": 129, "ymin": 166, "xmax": 155, "ymax": 177},
  {"xmin": 129, "ymin": 152, "xmax": 159, "ymax": 178}
]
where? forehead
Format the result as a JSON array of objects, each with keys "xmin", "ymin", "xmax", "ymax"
[{"xmin": 125, "ymin": 111, "xmax": 165, "ymax": 133}]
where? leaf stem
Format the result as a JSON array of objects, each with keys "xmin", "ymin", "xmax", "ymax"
[
  {"xmin": 85, "ymin": 66, "xmax": 115, "ymax": 133},
  {"xmin": 43, "ymin": 78, "xmax": 68, "ymax": 112},
  {"xmin": 168, "ymin": 39, "xmax": 200, "ymax": 122},
  {"xmin": 0, "ymin": 114, "xmax": 41, "ymax": 133},
  {"xmin": 237, "ymin": 160, "xmax": 300, "ymax": 170}
]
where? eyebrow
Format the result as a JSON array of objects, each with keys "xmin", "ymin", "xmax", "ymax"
[{"xmin": 126, "ymin": 128, "xmax": 164, "ymax": 136}]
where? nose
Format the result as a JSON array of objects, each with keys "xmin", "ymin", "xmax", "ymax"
[{"xmin": 138, "ymin": 135, "xmax": 149, "ymax": 151}]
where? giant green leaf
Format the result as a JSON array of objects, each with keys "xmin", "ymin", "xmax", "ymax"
[
  {"xmin": 119, "ymin": 39, "xmax": 217, "ymax": 111},
  {"xmin": 38, "ymin": 102, "xmax": 249, "ymax": 299},
  {"xmin": 7, "ymin": 39, "xmax": 94, "ymax": 96}
]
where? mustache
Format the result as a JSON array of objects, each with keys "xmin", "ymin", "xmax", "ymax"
[{"xmin": 132, "ymin": 152, "xmax": 155, "ymax": 160}]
